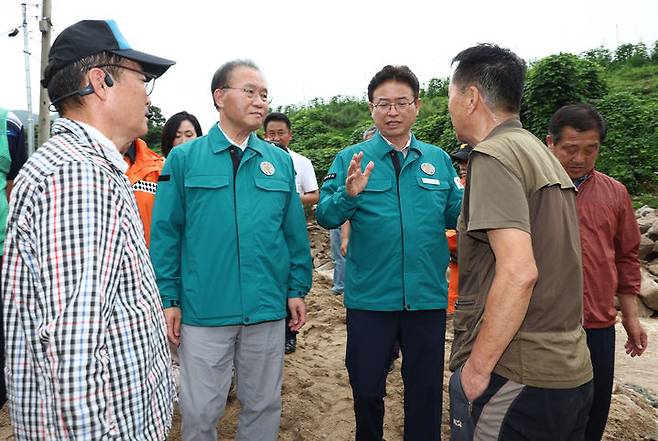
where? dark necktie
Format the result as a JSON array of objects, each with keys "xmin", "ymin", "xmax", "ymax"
[
  {"xmin": 389, "ymin": 150, "xmax": 402, "ymax": 181},
  {"xmin": 228, "ymin": 146, "xmax": 243, "ymax": 177}
]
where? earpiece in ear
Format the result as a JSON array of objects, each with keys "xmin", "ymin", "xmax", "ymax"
[
  {"xmin": 104, "ymin": 75, "xmax": 114, "ymax": 87},
  {"xmin": 78, "ymin": 83, "xmax": 95, "ymax": 97}
]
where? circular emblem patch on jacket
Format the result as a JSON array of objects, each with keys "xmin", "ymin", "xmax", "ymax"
[
  {"xmin": 260, "ymin": 161, "xmax": 275, "ymax": 176},
  {"xmin": 420, "ymin": 162, "xmax": 435, "ymax": 175}
]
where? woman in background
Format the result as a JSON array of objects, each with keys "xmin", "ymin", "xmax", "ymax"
[{"xmin": 161, "ymin": 111, "xmax": 203, "ymax": 157}]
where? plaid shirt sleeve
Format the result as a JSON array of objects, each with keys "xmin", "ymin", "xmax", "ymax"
[{"xmin": 5, "ymin": 160, "xmax": 129, "ymax": 438}]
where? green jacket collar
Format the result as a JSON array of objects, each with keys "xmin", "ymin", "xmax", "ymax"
[
  {"xmin": 370, "ymin": 131, "xmax": 422, "ymax": 159},
  {"xmin": 208, "ymin": 123, "xmax": 267, "ymax": 157}
]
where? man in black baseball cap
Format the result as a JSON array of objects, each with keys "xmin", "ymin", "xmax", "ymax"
[
  {"xmin": 2, "ymin": 19, "xmax": 176, "ymax": 439},
  {"xmin": 451, "ymin": 143, "xmax": 472, "ymax": 180},
  {"xmin": 43, "ymin": 19, "xmax": 174, "ymax": 113}
]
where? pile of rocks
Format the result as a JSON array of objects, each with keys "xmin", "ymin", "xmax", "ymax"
[{"xmin": 636, "ymin": 206, "xmax": 658, "ymax": 317}]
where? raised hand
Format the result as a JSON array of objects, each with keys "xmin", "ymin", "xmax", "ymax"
[{"xmin": 345, "ymin": 152, "xmax": 375, "ymax": 197}]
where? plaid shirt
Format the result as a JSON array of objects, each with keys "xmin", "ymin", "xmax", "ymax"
[{"xmin": 2, "ymin": 119, "xmax": 174, "ymax": 440}]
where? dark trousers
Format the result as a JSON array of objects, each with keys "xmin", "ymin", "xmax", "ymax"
[
  {"xmin": 346, "ymin": 309, "xmax": 446, "ymax": 441},
  {"xmin": 450, "ymin": 368, "xmax": 593, "ymax": 441},
  {"xmin": 285, "ymin": 306, "xmax": 297, "ymax": 341},
  {"xmin": 585, "ymin": 326, "xmax": 615, "ymax": 441}
]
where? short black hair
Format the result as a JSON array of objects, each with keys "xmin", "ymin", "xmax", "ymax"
[
  {"xmin": 451, "ymin": 44, "xmax": 527, "ymax": 113},
  {"xmin": 548, "ymin": 104, "xmax": 607, "ymax": 144},
  {"xmin": 160, "ymin": 111, "xmax": 203, "ymax": 157},
  {"xmin": 367, "ymin": 65, "xmax": 420, "ymax": 102},
  {"xmin": 46, "ymin": 51, "xmax": 126, "ymax": 114},
  {"xmin": 210, "ymin": 59, "xmax": 259, "ymax": 109},
  {"xmin": 264, "ymin": 112, "xmax": 291, "ymax": 131}
]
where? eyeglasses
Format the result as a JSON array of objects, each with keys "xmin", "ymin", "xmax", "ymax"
[
  {"xmin": 371, "ymin": 98, "xmax": 417, "ymax": 112},
  {"xmin": 95, "ymin": 64, "xmax": 157, "ymax": 95},
  {"xmin": 221, "ymin": 86, "xmax": 270, "ymax": 103}
]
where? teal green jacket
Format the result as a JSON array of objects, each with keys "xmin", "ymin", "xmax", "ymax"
[
  {"xmin": 150, "ymin": 125, "xmax": 313, "ymax": 326},
  {"xmin": 0, "ymin": 109, "xmax": 11, "ymax": 253},
  {"xmin": 317, "ymin": 133, "xmax": 462, "ymax": 311}
]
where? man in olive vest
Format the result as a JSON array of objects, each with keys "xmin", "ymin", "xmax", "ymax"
[{"xmin": 447, "ymin": 44, "xmax": 593, "ymax": 440}]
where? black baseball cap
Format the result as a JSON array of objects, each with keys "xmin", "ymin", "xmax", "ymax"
[
  {"xmin": 451, "ymin": 143, "xmax": 473, "ymax": 162},
  {"xmin": 42, "ymin": 19, "xmax": 175, "ymax": 88}
]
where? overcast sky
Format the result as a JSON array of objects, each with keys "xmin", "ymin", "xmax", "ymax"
[{"xmin": 1, "ymin": 0, "xmax": 657, "ymax": 131}]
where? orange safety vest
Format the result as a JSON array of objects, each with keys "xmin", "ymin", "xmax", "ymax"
[
  {"xmin": 124, "ymin": 138, "xmax": 164, "ymax": 248},
  {"xmin": 445, "ymin": 176, "xmax": 465, "ymax": 314},
  {"xmin": 446, "ymin": 230, "xmax": 459, "ymax": 314}
]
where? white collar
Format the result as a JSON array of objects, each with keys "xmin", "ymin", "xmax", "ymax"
[
  {"xmin": 75, "ymin": 120, "xmax": 128, "ymax": 173},
  {"xmin": 217, "ymin": 123, "xmax": 250, "ymax": 151},
  {"xmin": 382, "ymin": 133, "xmax": 412, "ymax": 156}
]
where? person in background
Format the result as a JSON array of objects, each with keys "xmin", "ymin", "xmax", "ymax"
[
  {"xmin": 264, "ymin": 112, "xmax": 319, "ymax": 206},
  {"xmin": 2, "ymin": 19, "xmax": 176, "ymax": 439},
  {"xmin": 263, "ymin": 112, "xmax": 320, "ymax": 354},
  {"xmin": 161, "ymin": 110, "xmax": 203, "ymax": 157},
  {"xmin": 264, "ymin": 111, "xmax": 319, "ymax": 354},
  {"xmin": 547, "ymin": 103, "xmax": 647, "ymax": 441},
  {"xmin": 124, "ymin": 137, "xmax": 164, "ymax": 247},
  {"xmin": 447, "ymin": 43, "xmax": 592, "ymax": 441},
  {"xmin": 150, "ymin": 59, "xmax": 312, "ymax": 441},
  {"xmin": 0, "ymin": 108, "xmax": 28, "ymax": 408},
  {"xmin": 446, "ymin": 143, "xmax": 472, "ymax": 314}
]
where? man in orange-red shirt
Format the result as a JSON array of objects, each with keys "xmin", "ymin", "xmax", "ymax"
[
  {"xmin": 548, "ymin": 104, "xmax": 647, "ymax": 441},
  {"xmin": 124, "ymin": 137, "xmax": 164, "ymax": 247}
]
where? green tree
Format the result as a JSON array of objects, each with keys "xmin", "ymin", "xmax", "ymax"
[
  {"xmin": 614, "ymin": 43, "xmax": 635, "ymax": 63},
  {"xmin": 594, "ymin": 92, "xmax": 658, "ymax": 193},
  {"xmin": 629, "ymin": 42, "xmax": 649, "ymax": 66},
  {"xmin": 421, "ymin": 77, "xmax": 449, "ymax": 99},
  {"xmin": 581, "ymin": 46, "xmax": 612, "ymax": 67},
  {"xmin": 283, "ymin": 97, "xmax": 371, "ymax": 179},
  {"xmin": 521, "ymin": 53, "xmax": 607, "ymax": 138},
  {"xmin": 144, "ymin": 105, "xmax": 165, "ymax": 153}
]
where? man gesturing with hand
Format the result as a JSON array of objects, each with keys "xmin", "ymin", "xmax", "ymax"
[{"xmin": 317, "ymin": 65, "xmax": 462, "ymax": 441}]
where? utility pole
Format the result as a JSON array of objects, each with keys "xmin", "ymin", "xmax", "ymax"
[
  {"xmin": 21, "ymin": 3, "xmax": 35, "ymax": 155},
  {"xmin": 37, "ymin": 0, "xmax": 52, "ymax": 148}
]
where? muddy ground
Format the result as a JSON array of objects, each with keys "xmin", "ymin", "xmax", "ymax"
[{"xmin": 0, "ymin": 225, "xmax": 656, "ymax": 440}]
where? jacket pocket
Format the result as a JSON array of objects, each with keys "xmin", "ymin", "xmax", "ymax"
[
  {"xmin": 363, "ymin": 178, "xmax": 392, "ymax": 192},
  {"xmin": 254, "ymin": 177, "xmax": 290, "ymax": 192},
  {"xmin": 183, "ymin": 175, "xmax": 231, "ymax": 221}
]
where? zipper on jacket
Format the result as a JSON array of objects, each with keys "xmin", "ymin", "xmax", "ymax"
[
  {"xmin": 229, "ymin": 146, "xmax": 244, "ymax": 320},
  {"xmin": 389, "ymin": 151, "xmax": 407, "ymax": 310}
]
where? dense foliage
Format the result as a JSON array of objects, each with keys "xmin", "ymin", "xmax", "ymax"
[
  {"xmin": 145, "ymin": 42, "xmax": 658, "ymax": 196},
  {"xmin": 144, "ymin": 105, "xmax": 165, "ymax": 154}
]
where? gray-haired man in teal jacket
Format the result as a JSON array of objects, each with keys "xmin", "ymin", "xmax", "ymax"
[{"xmin": 151, "ymin": 59, "xmax": 312, "ymax": 441}]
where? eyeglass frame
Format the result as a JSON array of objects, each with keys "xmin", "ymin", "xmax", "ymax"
[
  {"xmin": 370, "ymin": 97, "xmax": 418, "ymax": 112},
  {"xmin": 220, "ymin": 86, "xmax": 270, "ymax": 103},
  {"xmin": 95, "ymin": 63, "xmax": 157, "ymax": 96}
]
